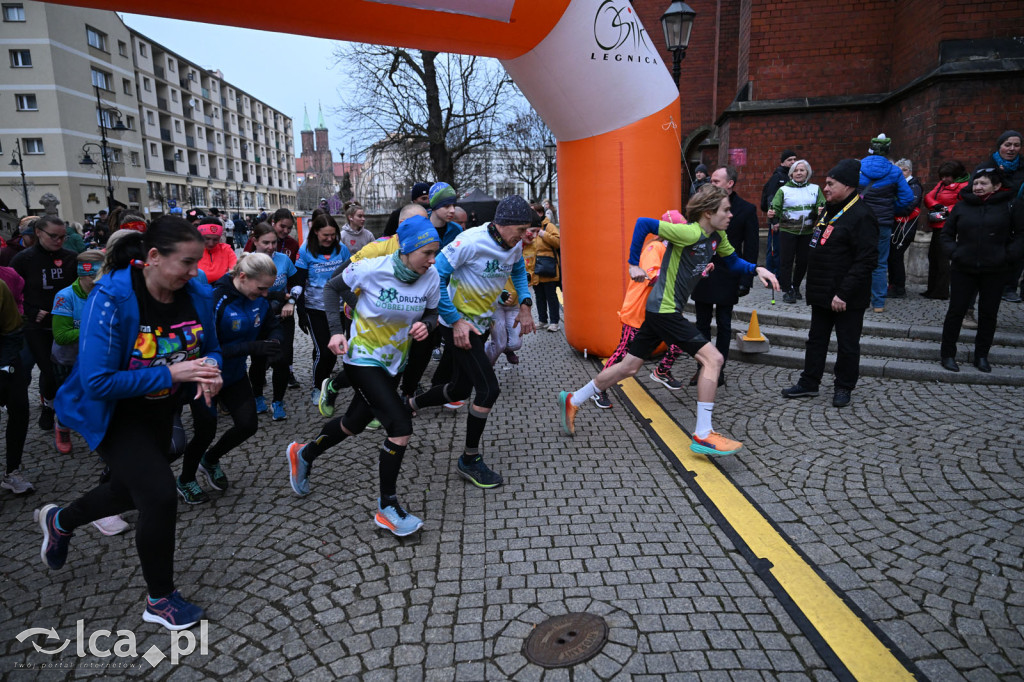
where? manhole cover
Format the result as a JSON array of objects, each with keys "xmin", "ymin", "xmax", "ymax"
[{"xmin": 522, "ymin": 612, "xmax": 609, "ymax": 668}]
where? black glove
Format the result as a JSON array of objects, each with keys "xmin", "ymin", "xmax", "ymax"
[
  {"xmin": 297, "ymin": 307, "xmax": 309, "ymax": 335},
  {"xmin": 248, "ymin": 339, "xmax": 283, "ymax": 361},
  {"xmin": 737, "ymin": 284, "xmax": 751, "ymax": 297}
]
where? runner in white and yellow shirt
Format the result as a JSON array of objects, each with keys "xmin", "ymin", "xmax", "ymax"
[
  {"xmin": 406, "ymin": 195, "xmax": 537, "ymax": 489},
  {"xmin": 287, "ymin": 215, "xmax": 440, "ymax": 538}
]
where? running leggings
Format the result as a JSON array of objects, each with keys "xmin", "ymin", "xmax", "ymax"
[
  {"xmin": 180, "ymin": 378, "xmax": 258, "ymax": 482},
  {"xmin": 303, "ymin": 364, "xmax": 412, "ymax": 463},
  {"xmin": 415, "ymin": 326, "xmax": 500, "ymax": 409},
  {"xmin": 305, "ymin": 309, "xmax": 336, "ymax": 389},
  {"xmin": 604, "ymin": 323, "xmax": 682, "ymax": 374},
  {"xmin": 23, "ymin": 327, "xmax": 58, "ymax": 400},
  {"xmin": 249, "ymin": 314, "xmax": 294, "ymax": 402},
  {"xmin": 58, "ymin": 404, "xmax": 178, "ymax": 598},
  {"xmin": 1, "ymin": 354, "xmax": 30, "ymax": 472}
]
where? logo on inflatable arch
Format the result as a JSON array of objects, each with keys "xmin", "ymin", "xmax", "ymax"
[{"xmin": 591, "ymin": 0, "xmax": 659, "ymax": 65}]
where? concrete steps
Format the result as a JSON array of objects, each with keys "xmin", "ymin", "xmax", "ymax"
[{"xmin": 685, "ymin": 303, "xmax": 1024, "ymax": 386}]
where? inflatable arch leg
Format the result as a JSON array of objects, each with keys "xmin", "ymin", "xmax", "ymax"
[{"xmin": 52, "ymin": 0, "xmax": 681, "ymax": 356}]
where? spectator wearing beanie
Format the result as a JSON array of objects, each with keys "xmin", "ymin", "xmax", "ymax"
[
  {"xmin": 384, "ymin": 181, "xmax": 433, "ymax": 236},
  {"xmin": 690, "ymin": 164, "xmax": 710, "ymax": 196}
]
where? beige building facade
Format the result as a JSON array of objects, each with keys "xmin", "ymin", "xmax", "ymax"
[{"xmin": 0, "ymin": 1, "xmax": 295, "ymax": 224}]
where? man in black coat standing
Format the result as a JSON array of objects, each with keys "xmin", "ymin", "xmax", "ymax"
[
  {"xmin": 781, "ymin": 159, "xmax": 878, "ymax": 407},
  {"xmin": 761, "ymin": 150, "xmax": 797, "ymax": 275},
  {"xmin": 690, "ymin": 166, "xmax": 760, "ymax": 386}
]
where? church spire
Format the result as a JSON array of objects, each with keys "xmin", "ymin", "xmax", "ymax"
[
  {"xmin": 302, "ymin": 105, "xmax": 312, "ymax": 132},
  {"xmin": 316, "ymin": 101, "xmax": 326, "ymax": 130}
]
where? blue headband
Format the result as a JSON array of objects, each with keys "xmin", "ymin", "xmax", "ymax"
[{"xmin": 397, "ymin": 215, "xmax": 439, "ymax": 255}]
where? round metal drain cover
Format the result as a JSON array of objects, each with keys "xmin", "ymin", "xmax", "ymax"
[{"xmin": 522, "ymin": 612, "xmax": 609, "ymax": 668}]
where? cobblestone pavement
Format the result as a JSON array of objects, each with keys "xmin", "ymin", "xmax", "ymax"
[{"xmin": 1, "ymin": 314, "xmax": 1022, "ymax": 680}]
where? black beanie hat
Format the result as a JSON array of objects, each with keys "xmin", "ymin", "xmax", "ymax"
[
  {"xmin": 827, "ymin": 159, "xmax": 861, "ymax": 188},
  {"xmin": 997, "ymin": 130, "xmax": 1022, "ymax": 147},
  {"xmin": 493, "ymin": 195, "xmax": 534, "ymax": 225},
  {"xmin": 411, "ymin": 182, "xmax": 431, "ymax": 200},
  {"xmin": 780, "ymin": 150, "xmax": 797, "ymax": 163}
]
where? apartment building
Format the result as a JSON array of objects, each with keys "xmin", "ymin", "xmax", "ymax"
[{"xmin": 0, "ymin": 1, "xmax": 296, "ymax": 222}]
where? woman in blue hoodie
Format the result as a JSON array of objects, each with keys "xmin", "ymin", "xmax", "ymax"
[
  {"xmin": 42, "ymin": 216, "xmax": 223, "ymax": 631},
  {"xmin": 177, "ymin": 252, "xmax": 282, "ymax": 503}
]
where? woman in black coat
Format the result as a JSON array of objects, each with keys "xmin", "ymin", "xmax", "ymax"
[{"xmin": 938, "ymin": 167, "xmax": 1024, "ymax": 372}]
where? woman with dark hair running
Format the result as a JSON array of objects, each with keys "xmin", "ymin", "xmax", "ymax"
[
  {"xmin": 177, "ymin": 253, "xmax": 282, "ymax": 503},
  {"xmin": 287, "ymin": 215, "xmax": 440, "ymax": 536},
  {"xmin": 40, "ymin": 215, "xmax": 223, "ymax": 630},
  {"xmin": 247, "ymin": 222, "xmax": 298, "ymax": 420},
  {"xmin": 293, "ymin": 214, "xmax": 350, "ymax": 403}
]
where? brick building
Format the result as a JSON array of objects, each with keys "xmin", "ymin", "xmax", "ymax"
[{"xmin": 631, "ymin": 0, "xmax": 1024, "ymax": 201}]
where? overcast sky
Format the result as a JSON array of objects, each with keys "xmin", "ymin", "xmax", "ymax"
[{"xmin": 120, "ymin": 13, "xmax": 355, "ymax": 160}]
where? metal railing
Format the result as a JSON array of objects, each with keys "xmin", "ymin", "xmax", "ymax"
[
  {"xmin": 163, "ymin": 159, "xmax": 175, "ymax": 172},
  {"xmin": 186, "ymin": 135, "xmax": 195, "ymax": 148},
  {"xmin": 160, "ymin": 128, "xmax": 171, "ymax": 141}
]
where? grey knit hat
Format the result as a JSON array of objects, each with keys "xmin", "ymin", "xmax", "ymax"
[{"xmin": 493, "ymin": 195, "xmax": 534, "ymax": 225}]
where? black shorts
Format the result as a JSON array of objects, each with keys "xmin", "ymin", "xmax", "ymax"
[{"xmin": 628, "ymin": 311, "xmax": 708, "ymax": 359}]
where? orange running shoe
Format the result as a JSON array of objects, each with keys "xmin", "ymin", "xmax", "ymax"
[
  {"xmin": 558, "ymin": 391, "xmax": 578, "ymax": 436},
  {"xmin": 691, "ymin": 431, "xmax": 743, "ymax": 457}
]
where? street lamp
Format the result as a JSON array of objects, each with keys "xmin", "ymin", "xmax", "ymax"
[
  {"xmin": 543, "ymin": 138, "xmax": 556, "ymax": 202},
  {"xmin": 8, "ymin": 139, "xmax": 29, "ymax": 215},
  {"xmin": 79, "ymin": 84, "xmax": 127, "ymax": 211},
  {"xmin": 661, "ymin": 1, "xmax": 697, "ymax": 87},
  {"xmin": 185, "ymin": 174, "xmax": 193, "ymax": 209}
]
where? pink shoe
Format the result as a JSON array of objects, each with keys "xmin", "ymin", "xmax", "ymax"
[{"xmin": 91, "ymin": 515, "xmax": 129, "ymax": 536}]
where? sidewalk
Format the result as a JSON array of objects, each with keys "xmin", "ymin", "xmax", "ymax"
[{"xmin": 1, "ymin": 322, "xmax": 1021, "ymax": 680}]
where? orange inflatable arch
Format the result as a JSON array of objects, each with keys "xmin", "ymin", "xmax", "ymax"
[{"xmin": 53, "ymin": 0, "xmax": 682, "ymax": 356}]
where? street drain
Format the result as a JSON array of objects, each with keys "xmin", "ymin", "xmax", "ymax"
[{"xmin": 522, "ymin": 612, "xmax": 609, "ymax": 668}]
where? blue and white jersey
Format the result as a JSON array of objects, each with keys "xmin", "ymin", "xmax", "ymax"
[
  {"xmin": 295, "ymin": 242, "xmax": 350, "ymax": 311},
  {"xmin": 270, "ymin": 251, "xmax": 297, "ymax": 293}
]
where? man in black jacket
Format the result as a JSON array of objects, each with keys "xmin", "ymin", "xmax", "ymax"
[
  {"xmin": 761, "ymin": 150, "xmax": 797, "ymax": 275},
  {"xmin": 690, "ymin": 166, "xmax": 759, "ymax": 386},
  {"xmin": 781, "ymin": 159, "xmax": 878, "ymax": 407}
]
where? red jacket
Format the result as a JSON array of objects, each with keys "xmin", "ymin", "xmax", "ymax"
[
  {"xmin": 199, "ymin": 243, "xmax": 237, "ymax": 283},
  {"xmin": 923, "ymin": 180, "xmax": 968, "ymax": 230}
]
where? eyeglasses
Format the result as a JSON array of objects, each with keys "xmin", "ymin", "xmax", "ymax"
[{"xmin": 38, "ymin": 229, "xmax": 67, "ymax": 241}]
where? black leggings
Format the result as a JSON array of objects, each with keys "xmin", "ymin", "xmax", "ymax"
[
  {"xmin": 303, "ymin": 364, "xmax": 412, "ymax": 463},
  {"xmin": 888, "ymin": 223, "xmax": 917, "ymax": 290},
  {"xmin": 23, "ymin": 327, "xmax": 58, "ymax": 401},
  {"xmin": 778, "ymin": 231, "xmax": 812, "ymax": 292},
  {"xmin": 533, "ymin": 281, "xmax": 560, "ymax": 324},
  {"xmin": 1, "ymin": 353, "xmax": 30, "ymax": 472},
  {"xmin": 400, "ymin": 326, "xmax": 440, "ymax": 397},
  {"xmin": 415, "ymin": 326, "xmax": 500, "ymax": 409},
  {"xmin": 305, "ymin": 309, "xmax": 336, "ymax": 389},
  {"xmin": 58, "ymin": 404, "xmax": 179, "ymax": 598},
  {"xmin": 181, "ymin": 378, "xmax": 258, "ymax": 481},
  {"xmin": 249, "ymin": 314, "xmax": 294, "ymax": 402}
]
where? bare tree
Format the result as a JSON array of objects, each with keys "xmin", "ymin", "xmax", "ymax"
[
  {"xmin": 496, "ymin": 106, "xmax": 554, "ymax": 200},
  {"xmin": 334, "ymin": 44, "xmax": 514, "ymax": 188}
]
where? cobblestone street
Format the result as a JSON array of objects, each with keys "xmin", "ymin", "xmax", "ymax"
[{"xmin": 2, "ymin": 305, "xmax": 1023, "ymax": 680}]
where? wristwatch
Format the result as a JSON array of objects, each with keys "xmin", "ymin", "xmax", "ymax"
[
  {"xmin": 521, "ymin": 298, "xmax": 533, "ymax": 307},
  {"xmin": 0, "ymin": 365, "xmax": 14, "ymax": 374}
]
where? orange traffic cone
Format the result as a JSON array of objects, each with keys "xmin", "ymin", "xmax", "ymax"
[{"xmin": 743, "ymin": 310, "xmax": 767, "ymax": 342}]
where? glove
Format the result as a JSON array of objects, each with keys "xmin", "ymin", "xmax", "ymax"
[
  {"xmin": 249, "ymin": 339, "xmax": 283, "ymax": 361},
  {"xmin": 737, "ymin": 284, "xmax": 751, "ymax": 297},
  {"xmin": 297, "ymin": 307, "xmax": 309, "ymax": 334}
]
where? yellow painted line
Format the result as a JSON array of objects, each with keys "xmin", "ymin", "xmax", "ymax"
[{"xmin": 618, "ymin": 377, "xmax": 915, "ymax": 682}]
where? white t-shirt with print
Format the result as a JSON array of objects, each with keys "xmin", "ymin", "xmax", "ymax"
[
  {"xmin": 441, "ymin": 225, "xmax": 524, "ymax": 333},
  {"xmin": 342, "ymin": 255, "xmax": 440, "ymax": 376}
]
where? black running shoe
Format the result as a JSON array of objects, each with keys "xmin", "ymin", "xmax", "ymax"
[{"xmin": 457, "ymin": 455, "xmax": 503, "ymax": 488}]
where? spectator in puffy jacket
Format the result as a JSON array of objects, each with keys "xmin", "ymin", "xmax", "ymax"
[
  {"xmin": 859, "ymin": 134, "xmax": 913, "ymax": 313},
  {"xmin": 887, "ymin": 159, "xmax": 924, "ymax": 298},
  {"xmin": 922, "ymin": 161, "xmax": 970, "ymax": 300},
  {"xmin": 938, "ymin": 167, "xmax": 1024, "ymax": 373}
]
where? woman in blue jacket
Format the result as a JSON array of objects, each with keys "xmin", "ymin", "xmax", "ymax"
[
  {"xmin": 177, "ymin": 253, "xmax": 282, "ymax": 503},
  {"xmin": 41, "ymin": 216, "xmax": 223, "ymax": 631},
  {"xmin": 293, "ymin": 214, "xmax": 350, "ymax": 403}
]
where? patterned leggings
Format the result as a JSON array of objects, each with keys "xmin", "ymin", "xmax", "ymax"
[{"xmin": 603, "ymin": 323, "xmax": 683, "ymax": 373}]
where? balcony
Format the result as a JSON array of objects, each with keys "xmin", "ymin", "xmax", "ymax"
[
  {"xmin": 180, "ymin": 78, "xmax": 189, "ymax": 89},
  {"xmin": 204, "ymin": 115, "xmax": 213, "ymax": 126},
  {"xmin": 157, "ymin": 97, "xmax": 168, "ymax": 110},
  {"xmin": 209, "ymin": 168, "xmax": 218, "ymax": 180},
  {"xmin": 154, "ymin": 65, "xmax": 165, "ymax": 79},
  {"xmin": 186, "ymin": 135, "xmax": 196, "ymax": 148},
  {"xmin": 255, "ymin": 155, "xmax": 261, "ymax": 164},
  {"xmin": 202, "ymin": 87, "xmax": 210, "ymax": 99},
  {"xmin": 189, "ymin": 164, "xmax": 198, "ymax": 175},
  {"xmin": 255, "ymin": 177, "xmax": 262, "ymax": 185},
  {"xmin": 207, "ymin": 140, "xmax": 215, "ymax": 152},
  {"xmin": 240, "ymin": 149, "xmax": 247, "ymax": 161},
  {"xmin": 163, "ymin": 159, "xmax": 175, "ymax": 172},
  {"xmin": 227, "ymin": 169, "xmax": 234, "ymax": 180},
  {"xmin": 220, "ymin": 95, "xmax": 226, "ymax": 107},
  {"xmin": 160, "ymin": 128, "xmax": 171, "ymax": 142}
]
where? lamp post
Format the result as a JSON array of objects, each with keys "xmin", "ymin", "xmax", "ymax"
[
  {"xmin": 79, "ymin": 85, "xmax": 127, "ymax": 211},
  {"xmin": 8, "ymin": 139, "xmax": 29, "ymax": 215},
  {"xmin": 543, "ymin": 138, "xmax": 556, "ymax": 203},
  {"xmin": 660, "ymin": 1, "xmax": 697, "ymax": 87},
  {"xmin": 185, "ymin": 174, "xmax": 193, "ymax": 209}
]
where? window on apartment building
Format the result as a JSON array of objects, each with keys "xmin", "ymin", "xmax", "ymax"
[
  {"xmin": 219, "ymin": 158, "xmax": 224, "ymax": 168},
  {"xmin": 146, "ymin": 110, "xmax": 155, "ymax": 125},
  {"xmin": 130, "ymin": 151, "xmax": 140, "ymax": 166},
  {"xmin": 150, "ymin": 142, "xmax": 157, "ymax": 155},
  {"xmin": 9, "ymin": 49, "xmax": 30, "ymax": 67},
  {"xmin": 86, "ymin": 26, "xmax": 107, "ymax": 51},
  {"xmin": 168, "ymin": 60, "xmax": 175, "ymax": 72},
  {"xmin": 233, "ymin": 138, "xmax": 238, "ymax": 148},
  {"xmin": 142, "ymin": 77, "xmax": 151, "ymax": 92},
  {"xmin": 128, "ymin": 188, "xmax": 140, "ymax": 204},
  {"xmin": 91, "ymin": 67, "xmax": 112, "ymax": 90},
  {"xmin": 125, "ymin": 115, "xmax": 135, "ymax": 130},
  {"xmin": 138, "ymin": 43, "xmax": 147, "ymax": 57},
  {"xmin": 15, "ymin": 93, "xmax": 37, "ymax": 111},
  {"xmin": 23, "ymin": 138, "xmax": 43, "ymax": 154},
  {"xmin": 117, "ymin": 40, "xmax": 127, "ymax": 57},
  {"xmin": 171, "ymin": 89, "xmax": 178, "ymax": 102},
  {"xmin": 216, "ymin": 133, "xmax": 221, "ymax": 143},
  {"xmin": 174, "ymin": 120, "xmax": 181, "ymax": 133},
  {"xmin": 200, "ymin": 154, "xmax": 206, "ymax": 166},
  {"xmin": 230, "ymin": 113, "xmax": 236, "ymax": 124},
  {"xmin": 122, "ymin": 78, "xmax": 132, "ymax": 95},
  {"xmin": 3, "ymin": 4, "xmax": 25, "ymax": 21}
]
